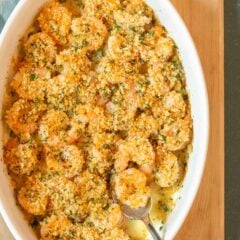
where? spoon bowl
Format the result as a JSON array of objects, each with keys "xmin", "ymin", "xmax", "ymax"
[
  {"xmin": 113, "ymin": 192, "xmax": 162, "ymax": 240},
  {"xmin": 120, "ymin": 198, "xmax": 152, "ymax": 221}
]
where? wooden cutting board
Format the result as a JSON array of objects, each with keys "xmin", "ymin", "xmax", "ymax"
[
  {"xmin": 0, "ymin": 0, "xmax": 224, "ymax": 239},
  {"xmin": 172, "ymin": 0, "xmax": 224, "ymax": 239}
]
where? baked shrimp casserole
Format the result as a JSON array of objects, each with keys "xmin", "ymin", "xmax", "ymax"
[{"xmin": 3, "ymin": 0, "xmax": 193, "ymax": 239}]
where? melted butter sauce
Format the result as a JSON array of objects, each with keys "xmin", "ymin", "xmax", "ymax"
[{"xmin": 124, "ymin": 183, "xmax": 179, "ymax": 240}]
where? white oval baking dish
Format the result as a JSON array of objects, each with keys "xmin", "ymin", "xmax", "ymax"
[{"xmin": 0, "ymin": 0, "xmax": 209, "ymax": 239}]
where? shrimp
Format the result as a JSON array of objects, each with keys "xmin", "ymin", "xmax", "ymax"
[
  {"xmin": 38, "ymin": 1, "xmax": 72, "ymax": 45},
  {"xmin": 87, "ymin": 105, "xmax": 109, "ymax": 133},
  {"xmin": 74, "ymin": 73, "xmax": 98, "ymax": 105},
  {"xmin": 162, "ymin": 91, "xmax": 186, "ymax": 118},
  {"xmin": 44, "ymin": 145, "xmax": 85, "ymax": 178},
  {"xmin": 84, "ymin": 0, "xmax": 121, "ymax": 27},
  {"xmin": 92, "ymin": 131, "xmax": 115, "ymax": 149},
  {"xmin": 5, "ymin": 99, "xmax": 47, "ymax": 134},
  {"xmin": 75, "ymin": 224, "xmax": 101, "ymax": 240},
  {"xmin": 40, "ymin": 213, "xmax": 74, "ymax": 240},
  {"xmin": 151, "ymin": 90, "xmax": 186, "ymax": 124},
  {"xmin": 114, "ymin": 135, "xmax": 155, "ymax": 176},
  {"xmin": 67, "ymin": 104, "xmax": 93, "ymax": 141},
  {"xmin": 151, "ymin": 100, "xmax": 169, "ymax": 125},
  {"xmin": 136, "ymin": 86, "xmax": 157, "ymax": 111},
  {"xmin": 155, "ymin": 36, "xmax": 175, "ymax": 62},
  {"xmin": 38, "ymin": 110, "xmax": 71, "ymax": 148},
  {"xmin": 112, "ymin": 168, "xmax": 151, "ymax": 209},
  {"xmin": 56, "ymin": 48, "xmax": 91, "ymax": 81},
  {"xmin": 86, "ymin": 145, "xmax": 113, "ymax": 177},
  {"xmin": 68, "ymin": 104, "xmax": 108, "ymax": 139},
  {"xmin": 160, "ymin": 118, "xmax": 192, "ymax": 151},
  {"xmin": 141, "ymin": 26, "xmax": 175, "ymax": 63},
  {"xmin": 85, "ymin": 132, "xmax": 115, "ymax": 176},
  {"xmin": 11, "ymin": 64, "xmax": 51, "ymax": 100},
  {"xmin": 102, "ymin": 228, "xmax": 130, "ymax": 240},
  {"xmin": 107, "ymin": 34, "xmax": 139, "ymax": 63},
  {"xmin": 96, "ymin": 57, "xmax": 130, "ymax": 84},
  {"xmin": 46, "ymin": 75, "xmax": 78, "ymax": 112},
  {"xmin": 61, "ymin": 145, "xmax": 85, "ymax": 177},
  {"xmin": 87, "ymin": 203, "xmax": 123, "ymax": 232},
  {"xmin": 4, "ymin": 138, "xmax": 38, "ymax": 175},
  {"xmin": 121, "ymin": 0, "xmax": 153, "ymax": 18},
  {"xmin": 69, "ymin": 17, "xmax": 108, "ymax": 52},
  {"xmin": 154, "ymin": 147, "xmax": 180, "ymax": 187},
  {"xmin": 113, "ymin": 10, "xmax": 151, "ymax": 33},
  {"xmin": 148, "ymin": 62, "xmax": 171, "ymax": 97},
  {"xmin": 105, "ymin": 80, "xmax": 138, "ymax": 132},
  {"xmin": 18, "ymin": 176, "xmax": 48, "ymax": 215},
  {"xmin": 129, "ymin": 113, "xmax": 159, "ymax": 138},
  {"xmin": 24, "ymin": 32, "xmax": 57, "ymax": 67},
  {"xmin": 106, "ymin": 101, "xmax": 135, "ymax": 131},
  {"xmin": 47, "ymin": 176, "xmax": 89, "ymax": 221},
  {"xmin": 74, "ymin": 171, "xmax": 108, "ymax": 208}
]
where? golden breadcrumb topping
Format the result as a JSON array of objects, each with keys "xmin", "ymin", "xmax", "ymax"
[{"xmin": 3, "ymin": 0, "xmax": 192, "ymax": 239}]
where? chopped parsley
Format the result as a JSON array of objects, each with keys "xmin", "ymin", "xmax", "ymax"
[
  {"xmin": 159, "ymin": 226, "xmax": 164, "ymax": 231},
  {"xmin": 74, "ymin": 45, "xmax": 80, "ymax": 51},
  {"xmin": 30, "ymin": 73, "xmax": 38, "ymax": 81},
  {"xmin": 96, "ymin": 48, "xmax": 105, "ymax": 58},
  {"xmin": 114, "ymin": 24, "xmax": 121, "ymax": 31},
  {"xmin": 74, "ymin": 0, "xmax": 84, "ymax": 8},
  {"xmin": 149, "ymin": 31, "xmax": 155, "ymax": 36},
  {"xmin": 159, "ymin": 133, "xmax": 167, "ymax": 142},
  {"xmin": 82, "ymin": 39, "xmax": 89, "ymax": 47}
]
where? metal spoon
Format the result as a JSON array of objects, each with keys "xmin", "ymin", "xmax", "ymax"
[{"xmin": 116, "ymin": 196, "xmax": 162, "ymax": 240}]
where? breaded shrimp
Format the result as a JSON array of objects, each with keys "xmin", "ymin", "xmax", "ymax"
[
  {"xmin": 4, "ymin": 138, "xmax": 38, "ymax": 175},
  {"xmin": 163, "ymin": 91, "xmax": 186, "ymax": 118},
  {"xmin": 74, "ymin": 171, "xmax": 108, "ymax": 207},
  {"xmin": 47, "ymin": 176, "xmax": 89, "ymax": 221},
  {"xmin": 113, "ymin": 168, "xmax": 151, "ymax": 209},
  {"xmin": 129, "ymin": 113, "xmax": 159, "ymax": 138},
  {"xmin": 86, "ymin": 145, "xmax": 113, "ymax": 177},
  {"xmin": 87, "ymin": 203, "xmax": 123, "ymax": 232},
  {"xmin": 148, "ymin": 62, "xmax": 171, "ymax": 96},
  {"xmin": 38, "ymin": 1, "xmax": 72, "ymax": 45},
  {"xmin": 69, "ymin": 17, "xmax": 108, "ymax": 51},
  {"xmin": 114, "ymin": 135, "xmax": 155, "ymax": 176},
  {"xmin": 24, "ymin": 32, "xmax": 57, "ymax": 67},
  {"xmin": 18, "ymin": 176, "xmax": 48, "ymax": 215},
  {"xmin": 155, "ymin": 37, "xmax": 175, "ymax": 62},
  {"xmin": 38, "ymin": 110, "xmax": 71, "ymax": 148},
  {"xmin": 75, "ymin": 224, "xmax": 101, "ymax": 240},
  {"xmin": 46, "ymin": 75, "xmax": 78, "ymax": 112},
  {"xmin": 102, "ymin": 228, "xmax": 130, "ymax": 240},
  {"xmin": 84, "ymin": 0, "xmax": 121, "ymax": 26},
  {"xmin": 113, "ymin": 10, "xmax": 151, "ymax": 33},
  {"xmin": 108, "ymin": 34, "xmax": 139, "ymax": 63},
  {"xmin": 141, "ymin": 26, "xmax": 174, "ymax": 63},
  {"xmin": 44, "ymin": 145, "xmax": 85, "ymax": 178},
  {"xmin": 40, "ymin": 213, "xmax": 74, "ymax": 240},
  {"xmin": 160, "ymin": 118, "xmax": 191, "ymax": 151},
  {"xmin": 121, "ymin": 0, "xmax": 153, "ymax": 18},
  {"xmin": 5, "ymin": 99, "xmax": 46, "ymax": 134},
  {"xmin": 11, "ymin": 64, "xmax": 51, "ymax": 100},
  {"xmin": 56, "ymin": 48, "xmax": 91, "ymax": 81},
  {"xmin": 154, "ymin": 147, "xmax": 180, "ymax": 187}
]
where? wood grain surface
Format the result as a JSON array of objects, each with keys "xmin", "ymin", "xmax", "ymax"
[
  {"xmin": 0, "ymin": 0, "xmax": 224, "ymax": 239},
  {"xmin": 172, "ymin": 0, "xmax": 225, "ymax": 239}
]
